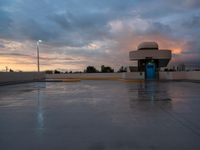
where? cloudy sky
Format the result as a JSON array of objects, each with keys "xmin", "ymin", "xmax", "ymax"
[{"xmin": 0, "ymin": 0, "xmax": 200, "ymax": 71}]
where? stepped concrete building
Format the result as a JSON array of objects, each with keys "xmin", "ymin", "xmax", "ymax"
[{"xmin": 129, "ymin": 42, "xmax": 172, "ymax": 79}]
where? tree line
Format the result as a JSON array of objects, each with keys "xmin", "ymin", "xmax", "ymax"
[{"xmin": 45, "ymin": 65, "xmax": 127, "ymax": 74}]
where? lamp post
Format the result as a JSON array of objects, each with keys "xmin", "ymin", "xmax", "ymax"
[{"xmin": 36, "ymin": 40, "xmax": 42, "ymax": 72}]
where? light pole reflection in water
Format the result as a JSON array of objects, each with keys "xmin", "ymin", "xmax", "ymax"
[
  {"xmin": 137, "ymin": 82, "xmax": 171, "ymax": 102},
  {"xmin": 127, "ymin": 81, "xmax": 172, "ymax": 110},
  {"xmin": 36, "ymin": 83, "xmax": 46, "ymax": 138}
]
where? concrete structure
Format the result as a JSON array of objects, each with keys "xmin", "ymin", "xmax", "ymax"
[
  {"xmin": 121, "ymin": 71, "xmax": 200, "ymax": 81},
  {"xmin": 159, "ymin": 71, "xmax": 200, "ymax": 81},
  {"xmin": 0, "ymin": 72, "xmax": 45, "ymax": 85},
  {"xmin": 1, "ymin": 70, "xmax": 199, "ymax": 85},
  {"xmin": 46, "ymin": 73, "xmax": 122, "ymax": 80},
  {"xmin": 129, "ymin": 42, "xmax": 172, "ymax": 80},
  {"xmin": 121, "ymin": 72, "xmax": 144, "ymax": 80}
]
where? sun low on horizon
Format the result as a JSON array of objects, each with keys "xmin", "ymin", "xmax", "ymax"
[{"xmin": 0, "ymin": 0, "xmax": 200, "ymax": 71}]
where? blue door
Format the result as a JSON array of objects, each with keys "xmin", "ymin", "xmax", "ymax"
[{"xmin": 146, "ymin": 63, "xmax": 156, "ymax": 80}]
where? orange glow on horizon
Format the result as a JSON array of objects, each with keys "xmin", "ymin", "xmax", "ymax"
[
  {"xmin": 172, "ymin": 48, "xmax": 182, "ymax": 54},
  {"xmin": 0, "ymin": 56, "xmax": 84, "ymax": 72},
  {"xmin": 116, "ymin": 34, "xmax": 185, "ymax": 55}
]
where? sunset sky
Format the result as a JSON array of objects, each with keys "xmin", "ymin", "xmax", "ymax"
[{"xmin": 0, "ymin": 0, "xmax": 200, "ymax": 71}]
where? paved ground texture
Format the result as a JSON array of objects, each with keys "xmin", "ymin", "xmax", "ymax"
[{"xmin": 0, "ymin": 80, "xmax": 200, "ymax": 150}]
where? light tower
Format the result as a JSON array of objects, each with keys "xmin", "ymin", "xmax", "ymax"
[{"xmin": 36, "ymin": 40, "xmax": 42, "ymax": 72}]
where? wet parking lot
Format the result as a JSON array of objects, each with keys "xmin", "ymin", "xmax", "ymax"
[{"xmin": 0, "ymin": 80, "xmax": 200, "ymax": 150}]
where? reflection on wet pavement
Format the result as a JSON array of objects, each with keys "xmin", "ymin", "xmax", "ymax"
[{"xmin": 0, "ymin": 80, "xmax": 200, "ymax": 150}]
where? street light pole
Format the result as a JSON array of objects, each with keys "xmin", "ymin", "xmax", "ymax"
[{"xmin": 37, "ymin": 40, "xmax": 42, "ymax": 72}]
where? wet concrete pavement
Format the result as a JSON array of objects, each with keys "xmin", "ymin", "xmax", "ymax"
[{"xmin": 0, "ymin": 80, "xmax": 200, "ymax": 150}]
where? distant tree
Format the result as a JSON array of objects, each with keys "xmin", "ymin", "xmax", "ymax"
[
  {"xmin": 172, "ymin": 66, "xmax": 176, "ymax": 71},
  {"xmin": 164, "ymin": 68, "xmax": 169, "ymax": 72},
  {"xmin": 5, "ymin": 66, "xmax": 8, "ymax": 72},
  {"xmin": 45, "ymin": 70, "xmax": 53, "ymax": 74},
  {"xmin": 85, "ymin": 66, "xmax": 99, "ymax": 73},
  {"xmin": 64, "ymin": 71, "xmax": 74, "ymax": 74},
  {"xmin": 54, "ymin": 70, "xmax": 61, "ymax": 74},
  {"xmin": 117, "ymin": 66, "xmax": 127, "ymax": 73},
  {"xmin": 9, "ymin": 69, "xmax": 14, "ymax": 72},
  {"xmin": 74, "ymin": 71, "xmax": 82, "ymax": 73},
  {"xmin": 169, "ymin": 69, "xmax": 175, "ymax": 72},
  {"xmin": 101, "ymin": 65, "xmax": 114, "ymax": 73}
]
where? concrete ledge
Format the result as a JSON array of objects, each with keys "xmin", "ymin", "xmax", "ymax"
[
  {"xmin": 0, "ymin": 72, "xmax": 45, "ymax": 85},
  {"xmin": 121, "ymin": 72, "xmax": 145, "ymax": 80},
  {"xmin": 46, "ymin": 73, "xmax": 123, "ymax": 80},
  {"xmin": 46, "ymin": 79, "xmax": 81, "ymax": 82},
  {"xmin": 159, "ymin": 71, "xmax": 200, "ymax": 81},
  {"xmin": 118, "ymin": 79, "xmax": 144, "ymax": 83},
  {"xmin": 1, "ymin": 71, "xmax": 199, "ymax": 86}
]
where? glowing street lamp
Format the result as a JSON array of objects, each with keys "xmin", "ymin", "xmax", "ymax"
[{"xmin": 36, "ymin": 40, "xmax": 42, "ymax": 72}]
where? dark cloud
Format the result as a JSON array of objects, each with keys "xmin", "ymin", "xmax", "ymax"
[
  {"xmin": 0, "ymin": 52, "xmax": 74, "ymax": 61},
  {"xmin": 0, "ymin": 10, "xmax": 12, "ymax": 39},
  {"xmin": 0, "ymin": 0, "xmax": 139, "ymax": 45},
  {"xmin": 182, "ymin": 15, "xmax": 200, "ymax": 29},
  {"xmin": 0, "ymin": 52, "xmax": 30, "ymax": 57},
  {"xmin": 0, "ymin": 44, "xmax": 5, "ymax": 48},
  {"xmin": 0, "ymin": 0, "xmax": 200, "ymax": 70},
  {"xmin": 147, "ymin": 22, "xmax": 172, "ymax": 35}
]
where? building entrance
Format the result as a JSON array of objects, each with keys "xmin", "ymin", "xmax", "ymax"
[{"xmin": 146, "ymin": 62, "xmax": 156, "ymax": 80}]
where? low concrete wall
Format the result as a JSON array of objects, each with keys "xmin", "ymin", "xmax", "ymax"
[
  {"xmin": 159, "ymin": 71, "xmax": 200, "ymax": 80},
  {"xmin": 121, "ymin": 72, "xmax": 145, "ymax": 80},
  {"xmin": 1, "ymin": 72, "xmax": 199, "ymax": 84},
  {"xmin": 159, "ymin": 72, "xmax": 186, "ymax": 80},
  {"xmin": 122, "ymin": 71, "xmax": 200, "ymax": 81},
  {"xmin": 0, "ymin": 72, "xmax": 45, "ymax": 85},
  {"xmin": 47, "ymin": 72, "xmax": 199, "ymax": 81},
  {"xmin": 46, "ymin": 73, "xmax": 123, "ymax": 80},
  {"xmin": 186, "ymin": 72, "xmax": 200, "ymax": 80}
]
